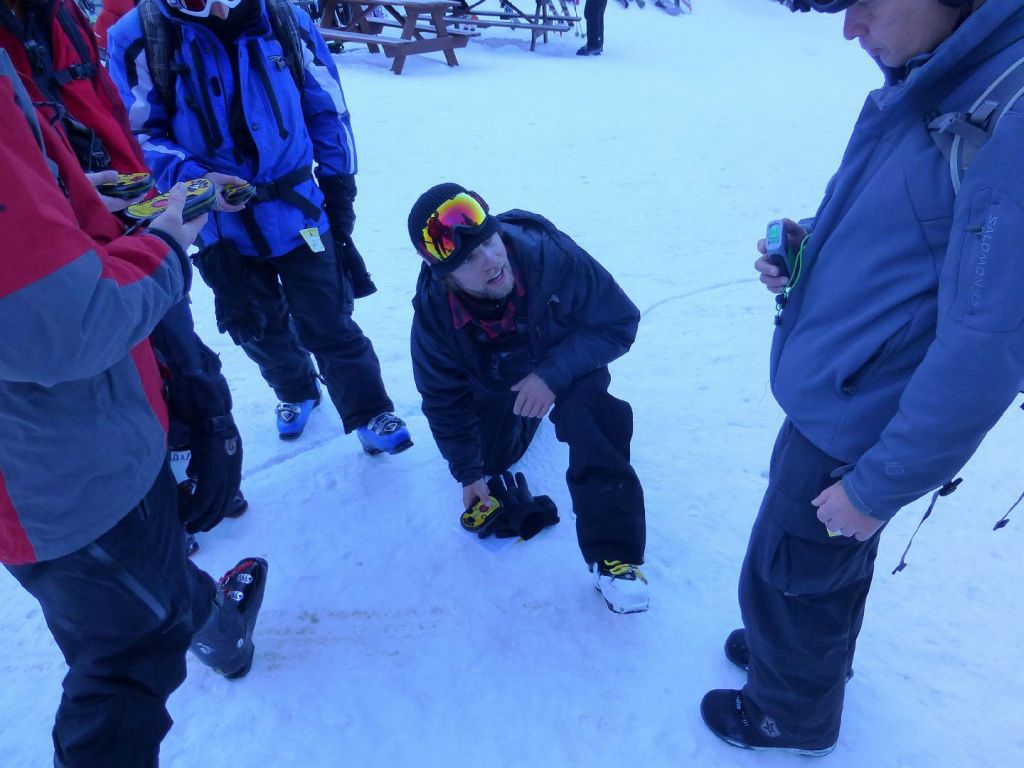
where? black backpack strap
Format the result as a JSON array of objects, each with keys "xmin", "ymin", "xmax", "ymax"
[
  {"xmin": 266, "ymin": 0, "xmax": 305, "ymax": 91},
  {"xmin": 138, "ymin": 0, "xmax": 184, "ymax": 110},
  {"xmin": 928, "ymin": 54, "xmax": 1024, "ymax": 192},
  {"xmin": 239, "ymin": 167, "xmax": 321, "ymax": 257}
]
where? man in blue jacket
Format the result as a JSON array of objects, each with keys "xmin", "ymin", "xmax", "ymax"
[
  {"xmin": 407, "ymin": 183, "xmax": 648, "ymax": 614},
  {"xmin": 702, "ymin": 0, "xmax": 1024, "ymax": 755},
  {"xmin": 106, "ymin": 0, "xmax": 412, "ymax": 452}
]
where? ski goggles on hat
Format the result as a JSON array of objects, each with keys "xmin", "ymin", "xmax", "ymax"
[
  {"xmin": 165, "ymin": 0, "xmax": 244, "ymax": 18},
  {"xmin": 420, "ymin": 192, "xmax": 489, "ymax": 263},
  {"xmin": 778, "ymin": 0, "xmax": 855, "ymax": 12}
]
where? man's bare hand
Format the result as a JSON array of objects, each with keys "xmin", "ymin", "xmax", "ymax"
[
  {"xmin": 151, "ymin": 183, "xmax": 208, "ymax": 251},
  {"xmin": 85, "ymin": 170, "xmax": 146, "ymax": 213},
  {"xmin": 755, "ymin": 217, "xmax": 805, "ymax": 294},
  {"xmin": 462, "ymin": 478, "xmax": 492, "ymax": 510},
  {"xmin": 812, "ymin": 480, "xmax": 884, "ymax": 542},
  {"xmin": 511, "ymin": 373, "xmax": 555, "ymax": 419},
  {"xmin": 205, "ymin": 171, "xmax": 251, "ymax": 212}
]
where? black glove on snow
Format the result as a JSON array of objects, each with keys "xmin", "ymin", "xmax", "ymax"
[
  {"xmin": 192, "ymin": 240, "xmax": 267, "ymax": 344},
  {"xmin": 488, "ymin": 472, "xmax": 560, "ymax": 540},
  {"xmin": 319, "ymin": 173, "xmax": 377, "ymax": 299}
]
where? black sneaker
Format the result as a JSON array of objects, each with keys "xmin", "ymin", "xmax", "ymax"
[
  {"xmin": 725, "ymin": 628, "xmax": 853, "ymax": 682},
  {"xmin": 190, "ymin": 557, "xmax": 268, "ymax": 680},
  {"xmin": 700, "ymin": 689, "xmax": 836, "ymax": 756},
  {"xmin": 575, "ymin": 44, "xmax": 602, "ymax": 56}
]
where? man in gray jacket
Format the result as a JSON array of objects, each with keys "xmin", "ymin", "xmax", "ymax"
[{"xmin": 702, "ymin": 0, "xmax": 1024, "ymax": 755}]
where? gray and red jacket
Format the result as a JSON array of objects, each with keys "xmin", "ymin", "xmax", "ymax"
[{"xmin": 0, "ymin": 49, "xmax": 188, "ymax": 564}]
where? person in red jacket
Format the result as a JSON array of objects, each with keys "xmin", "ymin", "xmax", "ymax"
[
  {"xmin": 1, "ymin": 46, "xmax": 269, "ymax": 767},
  {"xmin": 94, "ymin": 0, "xmax": 135, "ymax": 49},
  {"xmin": 0, "ymin": 0, "xmax": 144, "ymax": 172},
  {"xmin": 1, "ymin": 0, "xmax": 250, "ymax": 545}
]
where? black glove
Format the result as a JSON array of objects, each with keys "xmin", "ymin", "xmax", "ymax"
[
  {"xmin": 488, "ymin": 471, "xmax": 560, "ymax": 540},
  {"xmin": 164, "ymin": 346, "xmax": 244, "ymax": 534},
  {"xmin": 181, "ymin": 418, "xmax": 243, "ymax": 534},
  {"xmin": 192, "ymin": 240, "xmax": 267, "ymax": 344},
  {"xmin": 319, "ymin": 173, "xmax": 377, "ymax": 299}
]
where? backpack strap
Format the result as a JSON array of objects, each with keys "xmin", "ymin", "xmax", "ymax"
[
  {"xmin": 137, "ymin": 0, "xmax": 185, "ymax": 111},
  {"xmin": 265, "ymin": 0, "xmax": 305, "ymax": 92},
  {"xmin": 928, "ymin": 54, "xmax": 1024, "ymax": 193}
]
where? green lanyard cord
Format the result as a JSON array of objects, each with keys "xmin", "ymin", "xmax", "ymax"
[{"xmin": 773, "ymin": 234, "xmax": 810, "ymax": 326}]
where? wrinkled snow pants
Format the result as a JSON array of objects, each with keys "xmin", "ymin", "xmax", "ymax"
[
  {"xmin": 739, "ymin": 419, "xmax": 881, "ymax": 749},
  {"xmin": 6, "ymin": 466, "xmax": 216, "ymax": 768},
  {"xmin": 477, "ymin": 366, "xmax": 646, "ymax": 565}
]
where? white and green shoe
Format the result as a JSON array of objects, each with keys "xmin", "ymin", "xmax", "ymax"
[{"xmin": 591, "ymin": 560, "xmax": 649, "ymax": 614}]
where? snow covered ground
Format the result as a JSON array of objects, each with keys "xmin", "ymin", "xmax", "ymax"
[{"xmin": 3, "ymin": 1, "xmax": 1023, "ymax": 766}]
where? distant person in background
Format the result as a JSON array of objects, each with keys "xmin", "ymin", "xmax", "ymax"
[
  {"xmin": 701, "ymin": 0, "xmax": 1024, "ymax": 756},
  {"xmin": 407, "ymin": 183, "xmax": 648, "ymax": 614},
  {"xmin": 94, "ymin": 0, "xmax": 136, "ymax": 49},
  {"xmin": 578, "ymin": 0, "xmax": 605, "ymax": 54}
]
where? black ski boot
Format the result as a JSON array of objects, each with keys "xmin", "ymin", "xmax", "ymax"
[
  {"xmin": 190, "ymin": 557, "xmax": 268, "ymax": 679},
  {"xmin": 700, "ymin": 689, "xmax": 836, "ymax": 756},
  {"xmin": 225, "ymin": 489, "xmax": 250, "ymax": 519}
]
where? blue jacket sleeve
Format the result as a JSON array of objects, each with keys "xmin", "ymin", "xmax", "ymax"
[
  {"xmin": 844, "ymin": 111, "xmax": 1024, "ymax": 519},
  {"xmin": 296, "ymin": 12, "xmax": 357, "ymax": 177},
  {"xmin": 106, "ymin": 12, "xmax": 211, "ymax": 191}
]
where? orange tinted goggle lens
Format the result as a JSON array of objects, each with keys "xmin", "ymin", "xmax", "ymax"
[{"xmin": 421, "ymin": 193, "xmax": 488, "ymax": 262}]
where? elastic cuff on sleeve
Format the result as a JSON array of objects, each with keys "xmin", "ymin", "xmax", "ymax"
[
  {"xmin": 842, "ymin": 473, "xmax": 894, "ymax": 522},
  {"xmin": 147, "ymin": 228, "xmax": 192, "ymax": 295}
]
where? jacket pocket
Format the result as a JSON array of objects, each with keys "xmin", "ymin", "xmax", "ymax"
[
  {"xmin": 949, "ymin": 188, "xmax": 1024, "ymax": 333},
  {"xmin": 838, "ymin": 316, "xmax": 913, "ymax": 396},
  {"xmin": 750, "ymin": 512, "xmax": 878, "ymax": 598}
]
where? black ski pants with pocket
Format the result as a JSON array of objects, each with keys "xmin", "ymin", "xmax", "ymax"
[
  {"xmin": 5, "ymin": 465, "xmax": 216, "ymax": 768},
  {"xmin": 237, "ymin": 232, "xmax": 393, "ymax": 432},
  {"xmin": 477, "ymin": 366, "xmax": 646, "ymax": 565},
  {"xmin": 739, "ymin": 419, "xmax": 881, "ymax": 749}
]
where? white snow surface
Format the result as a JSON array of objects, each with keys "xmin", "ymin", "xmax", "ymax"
[{"xmin": 3, "ymin": 1, "xmax": 1023, "ymax": 766}]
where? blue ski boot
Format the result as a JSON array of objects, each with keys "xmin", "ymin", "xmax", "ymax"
[
  {"xmin": 189, "ymin": 557, "xmax": 269, "ymax": 679},
  {"xmin": 276, "ymin": 384, "xmax": 321, "ymax": 440},
  {"xmin": 357, "ymin": 412, "xmax": 413, "ymax": 455}
]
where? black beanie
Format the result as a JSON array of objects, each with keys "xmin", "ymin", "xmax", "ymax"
[{"xmin": 407, "ymin": 183, "xmax": 499, "ymax": 273}]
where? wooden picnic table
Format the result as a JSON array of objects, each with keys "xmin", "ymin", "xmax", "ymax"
[{"xmin": 318, "ymin": 0, "xmax": 473, "ymax": 75}]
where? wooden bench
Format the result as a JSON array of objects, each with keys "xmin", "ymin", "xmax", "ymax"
[
  {"xmin": 319, "ymin": 27, "xmax": 417, "ymax": 56},
  {"xmin": 447, "ymin": 1, "xmax": 578, "ymax": 50},
  {"xmin": 370, "ymin": 16, "xmax": 481, "ymax": 36},
  {"xmin": 319, "ymin": 0, "xmax": 470, "ymax": 74}
]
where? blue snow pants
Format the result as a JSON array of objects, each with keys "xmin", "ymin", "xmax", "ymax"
[
  {"xmin": 477, "ymin": 367, "xmax": 646, "ymax": 565},
  {"xmin": 739, "ymin": 419, "xmax": 881, "ymax": 749},
  {"xmin": 6, "ymin": 465, "xmax": 216, "ymax": 768}
]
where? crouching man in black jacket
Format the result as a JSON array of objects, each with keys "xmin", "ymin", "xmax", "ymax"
[{"xmin": 407, "ymin": 183, "xmax": 648, "ymax": 614}]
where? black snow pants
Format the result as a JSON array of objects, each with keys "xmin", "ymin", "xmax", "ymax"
[
  {"xmin": 6, "ymin": 465, "xmax": 217, "ymax": 768},
  {"xmin": 235, "ymin": 232, "xmax": 393, "ymax": 432},
  {"xmin": 477, "ymin": 366, "xmax": 646, "ymax": 565},
  {"xmin": 583, "ymin": 0, "xmax": 608, "ymax": 48},
  {"xmin": 739, "ymin": 419, "xmax": 881, "ymax": 749}
]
